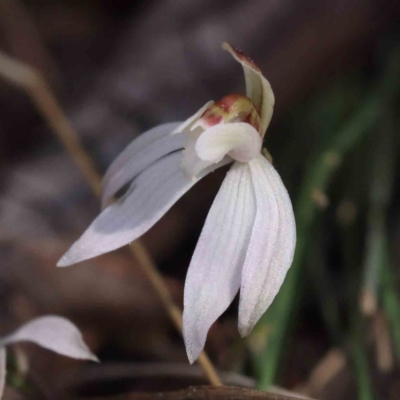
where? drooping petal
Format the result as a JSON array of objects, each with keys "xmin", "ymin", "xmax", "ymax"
[
  {"xmin": 222, "ymin": 42, "xmax": 275, "ymax": 137},
  {"xmin": 173, "ymin": 101, "xmax": 214, "ymax": 134},
  {"xmin": 238, "ymin": 155, "xmax": 296, "ymax": 337},
  {"xmin": 183, "ymin": 162, "xmax": 256, "ymax": 363},
  {"xmin": 0, "ymin": 348, "xmax": 5, "ymax": 400},
  {"xmin": 58, "ymin": 152, "xmax": 229, "ymax": 267},
  {"xmin": 195, "ymin": 122, "xmax": 261, "ymax": 163},
  {"xmin": 102, "ymin": 122, "xmax": 184, "ymax": 207},
  {"xmin": 0, "ymin": 316, "xmax": 98, "ymax": 362}
]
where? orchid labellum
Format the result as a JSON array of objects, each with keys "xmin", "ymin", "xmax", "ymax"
[{"xmin": 57, "ymin": 42, "xmax": 296, "ymax": 363}]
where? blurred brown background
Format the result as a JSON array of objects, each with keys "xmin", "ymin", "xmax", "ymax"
[{"xmin": 1, "ymin": 1, "xmax": 400, "ymax": 399}]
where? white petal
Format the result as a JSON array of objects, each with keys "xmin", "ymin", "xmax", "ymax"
[
  {"xmin": 222, "ymin": 42, "xmax": 275, "ymax": 137},
  {"xmin": 102, "ymin": 122, "xmax": 184, "ymax": 207},
  {"xmin": 0, "ymin": 316, "xmax": 98, "ymax": 362},
  {"xmin": 173, "ymin": 101, "xmax": 214, "ymax": 134},
  {"xmin": 183, "ymin": 162, "xmax": 256, "ymax": 363},
  {"xmin": 238, "ymin": 155, "xmax": 296, "ymax": 336},
  {"xmin": 58, "ymin": 152, "xmax": 229, "ymax": 267},
  {"xmin": 181, "ymin": 129, "xmax": 214, "ymax": 179},
  {"xmin": 195, "ymin": 122, "xmax": 261, "ymax": 163},
  {"xmin": 0, "ymin": 349, "xmax": 5, "ymax": 400}
]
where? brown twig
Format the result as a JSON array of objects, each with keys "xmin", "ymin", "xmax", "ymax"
[
  {"xmin": 81, "ymin": 385, "xmax": 309, "ymax": 400},
  {"xmin": 0, "ymin": 50, "xmax": 222, "ymax": 386},
  {"xmin": 372, "ymin": 311, "xmax": 393, "ymax": 372},
  {"xmin": 0, "ymin": 0, "xmax": 60, "ymax": 86},
  {"xmin": 60, "ymin": 362, "xmax": 255, "ymax": 391},
  {"xmin": 295, "ymin": 348, "xmax": 346, "ymax": 397}
]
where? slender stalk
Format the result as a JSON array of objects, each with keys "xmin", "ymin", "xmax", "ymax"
[
  {"xmin": 360, "ymin": 115, "xmax": 395, "ymax": 316},
  {"xmin": 0, "ymin": 50, "xmax": 222, "ymax": 386},
  {"xmin": 0, "ymin": 52, "xmax": 101, "ymax": 195},
  {"xmin": 367, "ymin": 110, "xmax": 400, "ymax": 362},
  {"xmin": 381, "ymin": 244, "xmax": 400, "ymax": 360},
  {"xmin": 349, "ymin": 333, "xmax": 374, "ymax": 400},
  {"xmin": 129, "ymin": 242, "xmax": 221, "ymax": 384},
  {"xmin": 345, "ymin": 223, "xmax": 375, "ymax": 400},
  {"xmin": 336, "ymin": 170, "xmax": 378, "ymax": 400},
  {"xmin": 257, "ymin": 90, "xmax": 380, "ymax": 389},
  {"xmin": 306, "ymin": 219, "xmax": 344, "ymax": 345},
  {"xmin": 256, "ymin": 47, "xmax": 400, "ymax": 389}
]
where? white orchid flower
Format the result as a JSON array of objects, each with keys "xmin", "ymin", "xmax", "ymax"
[
  {"xmin": 0, "ymin": 315, "xmax": 98, "ymax": 398},
  {"xmin": 57, "ymin": 42, "xmax": 296, "ymax": 363}
]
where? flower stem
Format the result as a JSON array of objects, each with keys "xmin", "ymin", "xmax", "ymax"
[
  {"xmin": 128, "ymin": 242, "xmax": 223, "ymax": 385},
  {"xmin": 0, "ymin": 50, "xmax": 223, "ymax": 386}
]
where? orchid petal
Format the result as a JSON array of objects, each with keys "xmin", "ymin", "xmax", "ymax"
[
  {"xmin": 238, "ymin": 155, "xmax": 296, "ymax": 336},
  {"xmin": 181, "ymin": 129, "xmax": 215, "ymax": 179},
  {"xmin": 222, "ymin": 42, "xmax": 275, "ymax": 137},
  {"xmin": 0, "ymin": 348, "xmax": 5, "ymax": 400},
  {"xmin": 183, "ymin": 162, "xmax": 256, "ymax": 363},
  {"xmin": 0, "ymin": 316, "xmax": 98, "ymax": 362},
  {"xmin": 173, "ymin": 101, "xmax": 214, "ymax": 134},
  {"xmin": 195, "ymin": 122, "xmax": 262, "ymax": 164},
  {"xmin": 102, "ymin": 122, "xmax": 184, "ymax": 207},
  {"xmin": 58, "ymin": 152, "xmax": 229, "ymax": 267}
]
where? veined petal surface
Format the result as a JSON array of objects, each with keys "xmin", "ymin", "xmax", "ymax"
[
  {"xmin": 0, "ymin": 316, "xmax": 98, "ymax": 361},
  {"xmin": 238, "ymin": 155, "xmax": 296, "ymax": 336},
  {"xmin": 222, "ymin": 42, "xmax": 275, "ymax": 137},
  {"xmin": 183, "ymin": 162, "xmax": 256, "ymax": 363},
  {"xmin": 58, "ymin": 152, "xmax": 229, "ymax": 267},
  {"xmin": 102, "ymin": 122, "xmax": 184, "ymax": 206}
]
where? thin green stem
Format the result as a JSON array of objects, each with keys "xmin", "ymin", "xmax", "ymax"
[
  {"xmin": 349, "ymin": 333, "xmax": 375, "ymax": 400},
  {"xmin": 361, "ymin": 114, "xmax": 395, "ymax": 315},
  {"xmin": 381, "ymin": 248, "xmax": 400, "ymax": 359},
  {"xmin": 256, "ymin": 91, "xmax": 378, "ymax": 389},
  {"xmin": 340, "ymin": 202, "xmax": 375, "ymax": 400},
  {"xmin": 307, "ymin": 219, "xmax": 344, "ymax": 345},
  {"xmin": 255, "ymin": 47, "xmax": 400, "ymax": 389},
  {"xmin": 370, "ymin": 110, "xmax": 400, "ymax": 361}
]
